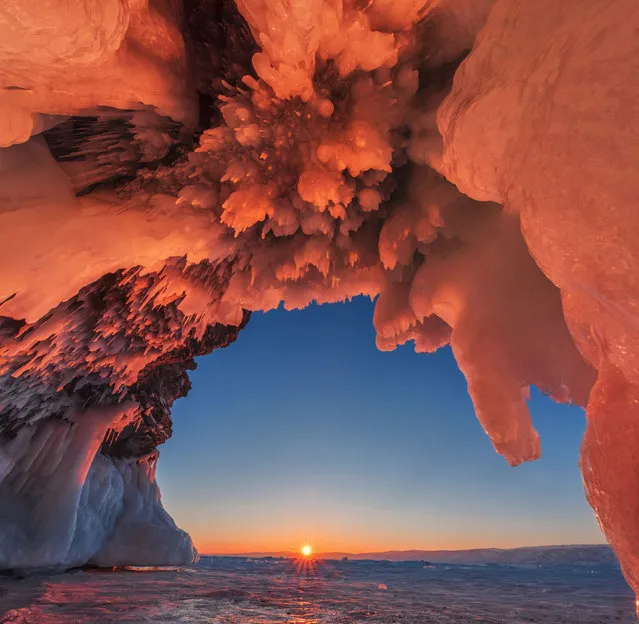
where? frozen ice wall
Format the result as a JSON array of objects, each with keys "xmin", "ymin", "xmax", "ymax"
[
  {"xmin": 89, "ymin": 451, "xmax": 197, "ymax": 568},
  {"xmin": 0, "ymin": 0, "xmax": 638, "ymax": 607},
  {"xmin": 0, "ymin": 407, "xmax": 130, "ymax": 570},
  {"xmin": 0, "ymin": 418, "xmax": 194, "ymax": 570},
  {"xmin": 0, "ymin": 236, "xmax": 247, "ymax": 569},
  {"xmin": 433, "ymin": 0, "xmax": 639, "ymax": 599},
  {"xmin": 0, "ymin": 0, "xmax": 194, "ymax": 147}
]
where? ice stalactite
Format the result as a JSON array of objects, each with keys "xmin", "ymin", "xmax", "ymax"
[
  {"xmin": 383, "ymin": 180, "xmax": 596, "ymax": 466},
  {"xmin": 0, "ymin": 0, "xmax": 638, "ymax": 603}
]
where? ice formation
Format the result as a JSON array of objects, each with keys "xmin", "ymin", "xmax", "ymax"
[{"xmin": 0, "ymin": 0, "xmax": 637, "ymax": 608}]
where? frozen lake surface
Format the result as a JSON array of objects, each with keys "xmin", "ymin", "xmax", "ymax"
[{"xmin": 0, "ymin": 556, "xmax": 635, "ymax": 623}]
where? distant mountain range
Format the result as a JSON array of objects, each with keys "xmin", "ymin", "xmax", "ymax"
[{"xmin": 210, "ymin": 545, "xmax": 617, "ymax": 566}]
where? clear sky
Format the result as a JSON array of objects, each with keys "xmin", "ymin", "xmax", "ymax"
[{"xmin": 157, "ymin": 296, "xmax": 603, "ymax": 555}]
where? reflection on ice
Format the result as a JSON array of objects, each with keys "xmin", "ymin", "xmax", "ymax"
[{"xmin": 0, "ymin": 556, "xmax": 635, "ymax": 623}]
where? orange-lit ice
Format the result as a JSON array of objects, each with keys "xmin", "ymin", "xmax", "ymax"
[{"xmin": 0, "ymin": 0, "xmax": 638, "ymax": 610}]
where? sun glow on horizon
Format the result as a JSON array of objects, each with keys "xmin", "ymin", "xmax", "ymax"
[{"xmin": 301, "ymin": 544, "xmax": 313, "ymax": 557}]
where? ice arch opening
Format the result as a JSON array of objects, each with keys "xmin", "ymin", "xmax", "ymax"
[
  {"xmin": 1, "ymin": 0, "xmax": 639, "ymax": 611},
  {"xmin": 157, "ymin": 299, "xmax": 601, "ymax": 556}
]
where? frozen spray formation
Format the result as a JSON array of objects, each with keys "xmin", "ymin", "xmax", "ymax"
[{"xmin": 0, "ymin": 0, "xmax": 637, "ymax": 604}]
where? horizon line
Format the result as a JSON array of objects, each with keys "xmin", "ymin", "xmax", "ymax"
[{"xmin": 200, "ymin": 542, "xmax": 609, "ymax": 557}]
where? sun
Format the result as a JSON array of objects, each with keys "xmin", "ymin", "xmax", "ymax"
[{"xmin": 301, "ymin": 544, "xmax": 313, "ymax": 557}]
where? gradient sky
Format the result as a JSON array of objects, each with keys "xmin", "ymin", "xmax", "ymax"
[{"xmin": 157, "ymin": 296, "xmax": 603, "ymax": 555}]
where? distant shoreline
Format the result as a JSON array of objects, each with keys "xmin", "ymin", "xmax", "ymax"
[{"xmin": 200, "ymin": 544, "xmax": 614, "ymax": 566}]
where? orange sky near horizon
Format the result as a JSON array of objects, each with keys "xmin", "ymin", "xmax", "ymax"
[
  {"xmin": 166, "ymin": 475, "xmax": 604, "ymax": 556},
  {"xmin": 193, "ymin": 534, "xmax": 606, "ymax": 556},
  {"xmin": 186, "ymin": 516, "xmax": 605, "ymax": 555}
]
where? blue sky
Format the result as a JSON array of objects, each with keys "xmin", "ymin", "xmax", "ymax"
[{"xmin": 157, "ymin": 296, "xmax": 603, "ymax": 554}]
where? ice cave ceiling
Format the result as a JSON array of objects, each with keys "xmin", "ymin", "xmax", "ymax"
[{"xmin": 0, "ymin": 0, "xmax": 638, "ymax": 607}]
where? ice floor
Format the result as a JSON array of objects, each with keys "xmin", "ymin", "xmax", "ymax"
[{"xmin": 0, "ymin": 556, "xmax": 635, "ymax": 623}]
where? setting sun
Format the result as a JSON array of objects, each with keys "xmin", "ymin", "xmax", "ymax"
[{"xmin": 301, "ymin": 544, "xmax": 313, "ymax": 557}]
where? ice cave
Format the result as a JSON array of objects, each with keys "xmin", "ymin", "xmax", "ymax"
[{"xmin": 1, "ymin": 0, "xmax": 639, "ymax": 610}]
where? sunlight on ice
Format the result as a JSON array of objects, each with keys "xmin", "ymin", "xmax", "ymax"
[{"xmin": 0, "ymin": 0, "xmax": 638, "ymax": 616}]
